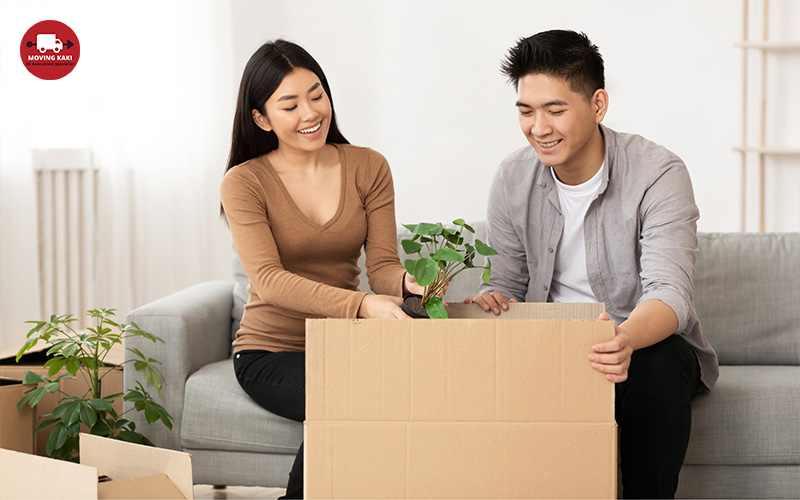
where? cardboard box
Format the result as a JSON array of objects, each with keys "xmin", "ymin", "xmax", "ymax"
[
  {"xmin": 0, "ymin": 433, "xmax": 193, "ymax": 499},
  {"xmin": 0, "ymin": 352, "xmax": 123, "ymax": 456},
  {"xmin": 0, "ymin": 377, "xmax": 35, "ymax": 453},
  {"xmin": 305, "ymin": 303, "xmax": 617, "ymax": 499}
]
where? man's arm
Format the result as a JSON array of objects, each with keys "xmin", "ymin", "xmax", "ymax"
[
  {"xmin": 467, "ymin": 166, "xmax": 530, "ymax": 314},
  {"xmin": 590, "ymin": 153, "xmax": 699, "ymax": 382}
]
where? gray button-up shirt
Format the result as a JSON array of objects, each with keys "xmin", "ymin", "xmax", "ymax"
[{"xmin": 480, "ymin": 124, "xmax": 719, "ymax": 390}]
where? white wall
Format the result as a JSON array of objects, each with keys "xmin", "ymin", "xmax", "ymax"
[
  {"xmin": 2, "ymin": 0, "xmax": 799, "ymax": 354},
  {"xmin": 226, "ymin": 0, "xmax": 797, "ymax": 233}
]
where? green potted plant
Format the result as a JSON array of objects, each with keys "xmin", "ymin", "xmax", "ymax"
[
  {"xmin": 401, "ymin": 219, "xmax": 497, "ymax": 318},
  {"xmin": 15, "ymin": 308, "xmax": 173, "ymax": 461}
]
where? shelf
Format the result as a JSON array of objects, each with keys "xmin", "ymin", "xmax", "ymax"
[
  {"xmin": 735, "ymin": 41, "xmax": 800, "ymax": 50},
  {"xmin": 734, "ymin": 146, "xmax": 800, "ymax": 155}
]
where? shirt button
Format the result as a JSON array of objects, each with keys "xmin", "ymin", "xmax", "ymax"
[
  {"xmin": 543, "ymin": 285, "xmax": 548, "ymax": 291},
  {"xmin": 548, "ymin": 248, "xmax": 554, "ymax": 253}
]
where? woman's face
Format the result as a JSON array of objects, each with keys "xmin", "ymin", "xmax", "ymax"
[{"xmin": 253, "ymin": 67, "xmax": 332, "ymax": 155}]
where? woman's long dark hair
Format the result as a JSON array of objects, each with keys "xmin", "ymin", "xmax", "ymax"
[{"xmin": 221, "ymin": 39, "xmax": 349, "ymax": 216}]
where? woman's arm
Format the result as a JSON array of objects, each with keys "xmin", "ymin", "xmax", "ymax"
[{"xmin": 358, "ymin": 151, "xmax": 407, "ymax": 297}]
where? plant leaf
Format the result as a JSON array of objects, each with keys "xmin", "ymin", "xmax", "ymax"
[
  {"xmin": 62, "ymin": 344, "xmax": 80, "ymax": 358},
  {"xmin": 431, "ymin": 248, "xmax": 464, "ymax": 262},
  {"xmin": 52, "ymin": 401, "xmax": 75, "ymax": 420},
  {"xmin": 79, "ymin": 402, "xmax": 98, "ymax": 428},
  {"xmin": 44, "ymin": 382, "xmax": 60, "ymax": 393},
  {"xmin": 409, "ymin": 222, "xmax": 443, "ymax": 236},
  {"xmin": 401, "ymin": 239, "xmax": 423, "ymax": 255},
  {"xmin": 482, "ymin": 261, "xmax": 492, "ymax": 283},
  {"xmin": 144, "ymin": 405, "xmax": 159, "ymax": 425},
  {"xmin": 27, "ymin": 387, "xmax": 47, "ymax": 408},
  {"xmin": 34, "ymin": 417, "xmax": 57, "ymax": 433},
  {"xmin": 45, "ymin": 357, "xmax": 68, "ymax": 377},
  {"xmin": 117, "ymin": 430, "xmax": 146, "ymax": 444},
  {"xmin": 475, "ymin": 239, "xmax": 498, "ymax": 256},
  {"xmin": 66, "ymin": 421, "xmax": 81, "ymax": 436},
  {"xmin": 154, "ymin": 404, "xmax": 174, "ymax": 430},
  {"xmin": 22, "ymin": 371, "xmax": 47, "ymax": 385},
  {"xmin": 89, "ymin": 398, "xmax": 114, "ymax": 411},
  {"xmin": 63, "ymin": 402, "xmax": 83, "ymax": 427},
  {"xmin": 49, "ymin": 422, "xmax": 68, "ymax": 454},
  {"xmin": 65, "ymin": 359, "xmax": 80, "ymax": 374},
  {"xmin": 424, "ymin": 296, "xmax": 448, "ymax": 319},
  {"xmin": 412, "ymin": 258, "xmax": 438, "ymax": 287}
]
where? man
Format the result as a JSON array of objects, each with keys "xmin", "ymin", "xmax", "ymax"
[{"xmin": 466, "ymin": 30, "xmax": 719, "ymax": 499}]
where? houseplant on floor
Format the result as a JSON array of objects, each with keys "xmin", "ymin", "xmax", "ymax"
[
  {"xmin": 401, "ymin": 219, "xmax": 497, "ymax": 318},
  {"xmin": 15, "ymin": 308, "xmax": 173, "ymax": 461}
]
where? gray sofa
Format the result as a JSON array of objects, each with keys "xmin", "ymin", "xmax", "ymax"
[{"xmin": 125, "ymin": 229, "xmax": 800, "ymax": 498}]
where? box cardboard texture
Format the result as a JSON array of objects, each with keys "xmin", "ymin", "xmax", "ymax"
[
  {"xmin": 0, "ymin": 433, "xmax": 193, "ymax": 499},
  {"xmin": 0, "ymin": 377, "xmax": 35, "ymax": 453},
  {"xmin": 0, "ymin": 356, "xmax": 122, "ymax": 456},
  {"xmin": 305, "ymin": 302, "xmax": 617, "ymax": 499}
]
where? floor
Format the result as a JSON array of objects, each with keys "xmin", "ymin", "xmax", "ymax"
[{"xmin": 194, "ymin": 484, "xmax": 286, "ymax": 499}]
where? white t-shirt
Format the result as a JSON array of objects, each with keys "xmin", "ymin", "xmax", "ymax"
[{"xmin": 548, "ymin": 163, "xmax": 605, "ymax": 303}]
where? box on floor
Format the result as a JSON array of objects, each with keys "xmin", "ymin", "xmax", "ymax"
[
  {"xmin": 304, "ymin": 302, "xmax": 617, "ymax": 499},
  {"xmin": 0, "ymin": 432, "xmax": 193, "ymax": 499},
  {"xmin": 0, "ymin": 377, "xmax": 35, "ymax": 454},
  {"xmin": 0, "ymin": 350, "xmax": 122, "ymax": 456}
]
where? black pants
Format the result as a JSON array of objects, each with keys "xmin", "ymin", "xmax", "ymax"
[
  {"xmin": 616, "ymin": 334, "xmax": 701, "ymax": 499},
  {"xmin": 234, "ymin": 349, "xmax": 305, "ymax": 499}
]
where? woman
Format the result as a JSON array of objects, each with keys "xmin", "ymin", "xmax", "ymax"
[{"xmin": 220, "ymin": 39, "xmax": 421, "ymax": 498}]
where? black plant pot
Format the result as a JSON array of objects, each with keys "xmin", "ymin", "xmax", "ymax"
[{"xmin": 401, "ymin": 294, "xmax": 429, "ymax": 319}]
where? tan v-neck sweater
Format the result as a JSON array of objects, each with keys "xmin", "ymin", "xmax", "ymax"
[{"xmin": 220, "ymin": 144, "xmax": 406, "ymax": 353}]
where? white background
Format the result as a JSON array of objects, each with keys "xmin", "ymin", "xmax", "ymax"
[{"xmin": 1, "ymin": 0, "xmax": 798, "ymax": 354}]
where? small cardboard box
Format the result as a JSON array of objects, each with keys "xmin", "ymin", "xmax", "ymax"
[
  {"xmin": 0, "ymin": 377, "xmax": 35, "ymax": 453},
  {"xmin": 0, "ymin": 433, "xmax": 193, "ymax": 499},
  {"xmin": 305, "ymin": 303, "xmax": 617, "ymax": 499},
  {"xmin": 0, "ymin": 351, "xmax": 123, "ymax": 456}
]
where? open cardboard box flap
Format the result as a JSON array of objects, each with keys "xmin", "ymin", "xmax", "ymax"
[{"xmin": 0, "ymin": 433, "xmax": 192, "ymax": 499}]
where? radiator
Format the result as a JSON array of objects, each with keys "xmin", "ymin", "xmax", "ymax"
[{"xmin": 33, "ymin": 149, "xmax": 96, "ymax": 329}]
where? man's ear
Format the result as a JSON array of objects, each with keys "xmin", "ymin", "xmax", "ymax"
[
  {"xmin": 252, "ymin": 109, "xmax": 272, "ymax": 132},
  {"xmin": 592, "ymin": 89, "xmax": 609, "ymax": 124}
]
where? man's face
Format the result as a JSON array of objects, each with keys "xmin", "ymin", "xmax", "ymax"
[{"xmin": 516, "ymin": 73, "xmax": 607, "ymax": 184}]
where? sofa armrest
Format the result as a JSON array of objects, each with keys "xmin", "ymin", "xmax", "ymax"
[{"xmin": 124, "ymin": 281, "xmax": 234, "ymax": 451}]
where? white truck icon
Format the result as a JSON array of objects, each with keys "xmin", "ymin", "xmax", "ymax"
[{"xmin": 37, "ymin": 34, "xmax": 63, "ymax": 54}]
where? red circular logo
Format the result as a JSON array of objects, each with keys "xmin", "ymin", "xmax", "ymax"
[{"xmin": 20, "ymin": 20, "xmax": 80, "ymax": 80}]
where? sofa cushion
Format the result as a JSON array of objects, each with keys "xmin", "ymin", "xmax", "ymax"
[
  {"xmin": 231, "ymin": 248, "xmax": 249, "ymax": 341},
  {"xmin": 685, "ymin": 365, "xmax": 800, "ymax": 465},
  {"xmin": 181, "ymin": 359, "xmax": 302, "ymax": 454},
  {"xmin": 695, "ymin": 233, "xmax": 800, "ymax": 365}
]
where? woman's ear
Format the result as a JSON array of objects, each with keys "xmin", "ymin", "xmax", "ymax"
[{"xmin": 252, "ymin": 109, "xmax": 272, "ymax": 132}]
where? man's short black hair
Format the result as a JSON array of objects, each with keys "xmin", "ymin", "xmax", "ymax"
[{"xmin": 501, "ymin": 30, "xmax": 605, "ymax": 99}]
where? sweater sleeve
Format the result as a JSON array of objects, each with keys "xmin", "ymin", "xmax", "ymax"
[
  {"xmin": 220, "ymin": 165, "xmax": 367, "ymax": 319},
  {"xmin": 358, "ymin": 151, "xmax": 406, "ymax": 297}
]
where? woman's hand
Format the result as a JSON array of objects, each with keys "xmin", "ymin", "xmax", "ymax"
[
  {"xmin": 403, "ymin": 272, "xmax": 448, "ymax": 300},
  {"xmin": 403, "ymin": 272, "xmax": 425, "ymax": 296},
  {"xmin": 358, "ymin": 294, "xmax": 410, "ymax": 319}
]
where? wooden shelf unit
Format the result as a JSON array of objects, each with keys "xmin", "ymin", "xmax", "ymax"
[{"xmin": 737, "ymin": 0, "xmax": 800, "ymax": 231}]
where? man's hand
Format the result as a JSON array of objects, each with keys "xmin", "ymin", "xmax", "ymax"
[
  {"xmin": 358, "ymin": 294, "xmax": 410, "ymax": 319},
  {"xmin": 589, "ymin": 312, "xmax": 633, "ymax": 382},
  {"xmin": 463, "ymin": 290, "xmax": 516, "ymax": 315}
]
